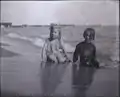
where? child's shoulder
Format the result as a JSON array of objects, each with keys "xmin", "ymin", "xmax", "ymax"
[
  {"xmin": 76, "ymin": 41, "xmax": 85, "ymax": 47},
  {"xmin": 44, "ymin": 38, "xmax": 51, "ymax": 45},
  {"xmin": 76, "ymin": 41, "xmax": 95, "ymax": 48}
]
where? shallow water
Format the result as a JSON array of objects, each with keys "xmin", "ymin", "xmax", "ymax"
[{"xmin": 1, "ymin": 26, "xmax": 119, "ymax": 97}]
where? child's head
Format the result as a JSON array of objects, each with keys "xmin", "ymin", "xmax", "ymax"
[
  {"xmin": 49, "ymin": 24, "xmax": 61, "ymax": 40},
  {"xmin": 83, "ymin": 28, "xmax": 95, "ymax": 42}
]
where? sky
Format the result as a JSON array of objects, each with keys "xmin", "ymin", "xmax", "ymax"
[{"xmin": 1, "ymin": 1, "xmax": 119, "ymax": 25}]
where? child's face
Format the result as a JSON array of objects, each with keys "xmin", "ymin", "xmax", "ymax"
[
  {"xmin": 53, "ymin": 28, "xmax": 60, "ymax": 39},
  {"xmin": 84, "ymin": 31, "xmax": 92, "ymax": 42}
]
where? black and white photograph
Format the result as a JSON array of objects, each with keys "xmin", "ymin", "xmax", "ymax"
[{"xmin": 0, "ymin": 0, "xmax": 119, "ymax": 97}]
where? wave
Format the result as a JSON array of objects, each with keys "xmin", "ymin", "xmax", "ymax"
[
  {"xmin": 6, "ymin": 33, "xmax": 120, "ymax": 64},
  {"xmin": 32, "ymin": 38, "xmax": 45, "ymax": 47},
  {"xmin": 8, "ymin": 33, "xmax": 119, "ymax": 58},
  {"xmin": 7, "ymin": 33, "xmax": 75, "ymax": 53}
]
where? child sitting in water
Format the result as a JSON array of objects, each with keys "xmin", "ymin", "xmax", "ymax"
[
  {"xmin": 73, "ymin": 28, "xmax": 99, "ymax": 68},
  {"xmin": 41, "ymin": 24, "xmax": 70, "ymax": 63}
]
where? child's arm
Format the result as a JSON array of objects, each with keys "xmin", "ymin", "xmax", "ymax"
[
  {"xmin": 59, "ymin": 39, "xmax": 70, "ymax": 61},
  {"xmin": 41, "ymin": 39, "xmax": 48, "ymax": 62},
  {"xmin": 93, "ymin": 45, "xmax": 99, "ymax": 68},
  {"xmin": 73, "ymin": 45, "xmax": 79, "ymax": 63},
  {"xmin": 93, "ymin": 44, "xmax": 96, "ymax": 58}
]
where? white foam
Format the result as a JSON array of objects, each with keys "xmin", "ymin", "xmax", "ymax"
[
  {"xmin": 8, "ymin": 33, "xmax": 21, "ymax": 38},
  {"xmin": 7, "ymin": 33, "xmax": 75, "ymax": 52},
  {"xmin": 110, "ymin": 51, "xmax": 119, "ymax": 62},
  {"xmin": 8, "ymin": 33, "xmax": 32, "ymax": 41},
  {"xmin": 32, "ymin": 38, "xmax": 45, "ymax": 47}
]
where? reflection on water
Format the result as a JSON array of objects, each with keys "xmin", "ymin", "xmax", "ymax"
[
  {"xmin": 40, "ymin": 62, "xmax": 96, "ymax": 97},
  {"xmin": 40, "ymin": 62, "xmax": 68, "ymax": 96},
  {"xmin": 72, "ymin": 64, "xmax": 96, "ymax": 97}
]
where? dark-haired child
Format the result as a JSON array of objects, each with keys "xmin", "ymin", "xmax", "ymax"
[{"xmin": 73, "ymin": 28, "xmax": 99, "ymax": 68}]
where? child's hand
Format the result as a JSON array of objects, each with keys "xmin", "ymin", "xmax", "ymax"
[
  {"xmin": 72, "ymin": 60, "xmax": 78, "ymax": 65},
  {"xmin": 65, "ymin": 57, "xmax": 71, "ymax": 62},
  {"xmin": 66, "ymin": 60, "xmax": 71, "ymax": 63}
]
